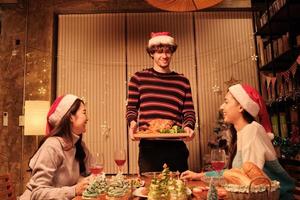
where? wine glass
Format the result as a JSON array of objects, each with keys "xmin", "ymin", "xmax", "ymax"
[
  {"xmin": 114, "ymin": 149, "xmax": 126, "ymax": 174},
  {"xmin": 89, "ymin": 152, "xmax": 104, "ymax": 176},
  {"xmin": 211, "ymin": 148, "xmax": 226, "ymax": 183}
]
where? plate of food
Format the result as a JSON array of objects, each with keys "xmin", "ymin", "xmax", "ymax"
[
  {"xmin": 134, "ymin": 132, "xmax": 190, "ymax": 139},
  {"xmin": 129, "ymin": 178, "xmax": 145, "ymax": 188},
  {"xmin": 140, "ymin": 171, "xmax": 161, "ymax": 178},
  {"xmin": 192, "ymin": 186, "xmax": 227, "ymax": 199}
]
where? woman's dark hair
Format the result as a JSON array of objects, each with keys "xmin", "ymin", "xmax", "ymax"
[
  {"xmin": 31, "ymin": 99, "xmax": 87, "ymax": 174},
  {"xmin": 227, "ymin": 110, "xmax": 255, "ymax": 168},
  {"xmin": 146, "ymin": 44, "xmax": 177, "ymax": 57}
]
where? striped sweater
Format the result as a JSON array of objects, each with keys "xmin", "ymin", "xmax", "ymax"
[{"xmin": 126, "ymin": 68, "xmax": 196, "ymax": 129}]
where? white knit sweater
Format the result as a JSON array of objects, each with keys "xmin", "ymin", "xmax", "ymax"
[{"xmin": 20, "ymin": 134, "xmax": 92, "ymax": 200}]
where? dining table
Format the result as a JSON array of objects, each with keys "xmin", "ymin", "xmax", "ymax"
[{"xmin": 72, "ymin": 174, "xmax": 226, "ymax": 200}]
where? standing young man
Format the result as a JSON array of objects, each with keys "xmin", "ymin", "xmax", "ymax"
[{"xmin": 126, "ymin": 32, "xmax": 196, "ymax": 173}]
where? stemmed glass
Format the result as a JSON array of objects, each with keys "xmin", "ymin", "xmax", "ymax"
[
  {"xmin": 89, "ymin": 152, "xmax": 104, "ymax": 176},
  {"xmin": 211, "ymin": 148, "xmax": 226, "ymax": 184},
  {"xmin": 114, "ymin": 149, "xmax": 126, "ymax": 174}
]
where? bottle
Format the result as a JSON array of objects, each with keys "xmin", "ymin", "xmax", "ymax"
[
  {"xmin": 268, "ymin": 104, "xmax": 279, "ymax": 136},
  {"xmin": 290, "ymin": 105, "xmax": 298, "ymax": 134},
  {"xmin": 279, "ymin": 112, "xmax": 288, "ymax": 138},
  {"xmin": 277, "ymin": 94, "xmax": 289, "ymax": 138},
  {"xmin": 271, "ymin": 114, "xmax": 279, "ymax": 136}
]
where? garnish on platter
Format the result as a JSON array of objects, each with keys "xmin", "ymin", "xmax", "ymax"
[
  {"xmin": 129, "ymin": 177, "xmax": 145, "ymax": 188},
  {"xmin": 158, "ymin": 125, "xmax": 184, "ymax": 134}
]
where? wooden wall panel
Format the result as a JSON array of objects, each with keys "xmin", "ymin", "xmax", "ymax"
[
  {"xmin": 56, "ymin": 11, "xmax": 257, "ymax": 173},
  {"xmin": 194, "ymin": 12, "xmax": 257, "ymax": 164},
  {"xmin": 57, "ymin": 14, "xmax": 127, "ymax": 173}
]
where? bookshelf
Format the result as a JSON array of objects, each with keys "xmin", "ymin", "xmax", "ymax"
[{"xmin": 252, "ymin": 0, "xmax": 300, "ymax": 159}]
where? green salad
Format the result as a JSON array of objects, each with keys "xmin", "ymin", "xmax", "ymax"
[{"xmin": 159, "ymin": 125, "xmax": 184, "ymax": 134}]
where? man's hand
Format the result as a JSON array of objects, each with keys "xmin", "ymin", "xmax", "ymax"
[
  {"xmin": 183, "ymin": 127, "xmax": 195, "ymax": 142},
  {"xmin": 129, "ymin": 121, "xmax": 140, "ymax": 141}
]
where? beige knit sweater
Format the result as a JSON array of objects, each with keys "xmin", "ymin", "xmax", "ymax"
[{"xmin": 20, "ymin": 134, "xmax": 92, "ymax": 200}]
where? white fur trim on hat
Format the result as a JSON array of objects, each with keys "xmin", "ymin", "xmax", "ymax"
[
  {"xmin": 267, "ymin": 132, "xmax": 275, "ymax": 140},
  {"xmin": 48, "ymin": 94, "xmax": 78, "ymax": 126},
  {"xmin": 229, "ymin": 84, "xmax": 260, "ymax": 117},
  {"xmin": 148, "ymin": 35, "xmax": 175, "ymax": 47}
]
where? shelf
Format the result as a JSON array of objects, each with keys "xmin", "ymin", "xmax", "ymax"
[
  {"xmin": 256, "ymin": 21, "xmax": 300, "ymax": 36},
  {"xmin": 253, "ymin": 0, "xmax": 300, "ymax": 150},
  {"xmin": 255, "ymin": 0, "xmax": 300, "ymax": 36},
  {"xmin": 279, "ymin": 158, "xmax": 300, "ymax": 166},
  {"xmin": 259, "ymin": 46, "xmax": 300, "ymax": 71}
]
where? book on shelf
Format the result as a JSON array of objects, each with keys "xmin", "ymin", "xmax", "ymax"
[
  {"xmin": 266, "ymin": 43, "xmax": 272, "ymax": 63},
  {"xmin": 279, "ymin": 112, "xmax": 288, "ymax": 138},
  {"xmin": 271, "ymin": 114, "xmax": 279, "ymax": 136},
  {"xmin": 273, "ymin": 40, "xmax": 279, "ymax": 58},
  {"xmin": 257, "ymin": 36, "xmax": 266, "ymax": 66},
  {"xmin": 296, "ymin": 35, "xmax": 300, "ymax": 46},
  {"xmin": 282, "ymin": 33, "xmax": 289, "ymax": 52},
  {"xmin": 259, "ymin": 0, "xmax": 287, "ymax": 27},
  {"xmin": 277, "ymin": 38, "xmax": 283, "ymax": 55}
]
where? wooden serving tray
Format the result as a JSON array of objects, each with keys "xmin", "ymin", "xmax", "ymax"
[{"xmin": 134, "ymin": 133, "xmax": 190, "ymax": 139}]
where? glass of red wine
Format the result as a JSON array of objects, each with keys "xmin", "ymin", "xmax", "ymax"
[
  {"xmin": 211, "ymin": 148, "xmax": 226, "ymax": 182},
  {"xmin": 114, "ymin": 149, "xmax": 126, "ymax": 174},
  {"xmin": 89, "ymin": 152, "xmax": 104, "ymax": 176}
]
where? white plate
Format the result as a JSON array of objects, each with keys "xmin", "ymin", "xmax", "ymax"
[
  {"xmin": 132, "ymin": 187, "xmax": 148, "ymax": 198},
  {"xmin": 186, "ymin": 187, "xmax": 192, "ymax": 195},
  {"xmin": 133, "ymin": 187, "xmax": 192, "ymax": 198}
]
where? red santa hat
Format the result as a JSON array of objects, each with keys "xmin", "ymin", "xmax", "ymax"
[
  {"xmin": 148, "ymin": 32, "xmax": 176, "ymax": 48},
  {"xmin": 46, "ymin": 94, "xmax": 78, "ymax": 135},
  {"xmin": 228, "ymin": 84, "xmax": 274, "ymax": 139}
]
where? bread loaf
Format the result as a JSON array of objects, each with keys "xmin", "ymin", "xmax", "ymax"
[
  {"xmin": 223, "ymin": 169, "xmax": 251, "ymax": 185},
  {"xmin": 242, "ymin": 162, "xmax": 270, "ymax": 185},
  {"xmin": 224, "ymin": 162, "xmax": 270, "ymax": 186}
]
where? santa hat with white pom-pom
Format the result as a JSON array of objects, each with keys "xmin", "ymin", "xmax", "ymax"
[{"xmin": 229, "ymin": 84, "xmax": 274, "ymax": 140}]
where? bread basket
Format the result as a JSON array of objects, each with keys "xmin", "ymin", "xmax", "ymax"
[{"xmin": 223, "ymin": 176, "xmax": 280, "ymax": 200}]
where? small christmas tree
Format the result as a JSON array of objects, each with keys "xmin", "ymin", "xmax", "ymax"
[
  {"xmin": 160, "ymin": 163, "xmax": 171, "ymax": 183},
  {"xmin": 82, "ymin": 174, "xmax": 107, "ymax": 199},
  {"xmin": 209, "ymin": 109, "xmax": 230, "ymax": 150},
  {"xmin": 207, "ymin": 179, "xmax": 218, "ymax": 200}
]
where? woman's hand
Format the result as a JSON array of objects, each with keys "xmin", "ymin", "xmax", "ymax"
[
  {"xmin": 180, "ymin": 170, "xmax": 204, "ymax": 181},
  {"xmin": 75, "ymin": 178, "xmax": 90, "ymax": 196}
]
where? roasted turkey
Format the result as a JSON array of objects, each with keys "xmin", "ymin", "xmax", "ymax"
[{"xmin": 148, "ymin": 119, "xmax": 174, "ymax": 131}]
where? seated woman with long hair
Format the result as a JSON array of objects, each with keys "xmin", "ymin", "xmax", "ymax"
[
  {"xmin": 20, "ymin": 94, "xmax": 92, "ymax": 200},
  {"xmin": 181, "ymin": 84, "xmax": 295, "ymax": 199}
]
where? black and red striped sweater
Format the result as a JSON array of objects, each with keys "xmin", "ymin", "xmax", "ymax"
[{"xmin": 126, "ymin": 68, "xmax": 196, "ymax": 130}]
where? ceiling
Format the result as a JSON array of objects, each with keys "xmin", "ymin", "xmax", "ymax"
[{"xmin": 0, "ymin": 0, "xmax": 253, "ymax": 12}]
